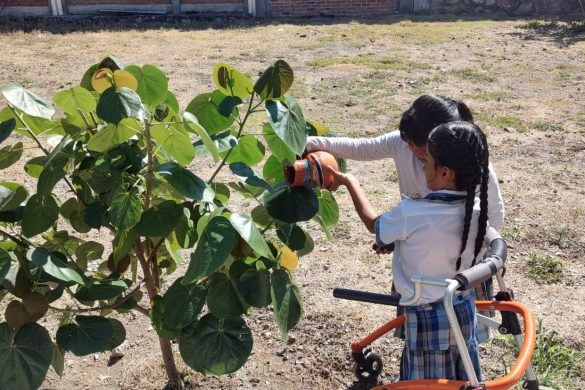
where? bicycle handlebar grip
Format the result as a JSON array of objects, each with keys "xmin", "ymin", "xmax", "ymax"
[
  {"xmin": 454, "ymin": 237, "xmax": 507, "ymax": 291},
  {"xmin": 333, "ymin": 288, "xmax": 401, "ymax": 306}
]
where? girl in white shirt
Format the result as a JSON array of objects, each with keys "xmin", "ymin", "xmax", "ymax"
[{"xmin": 327, "ymin": 121, "xmax": 489, "ymax": 380}]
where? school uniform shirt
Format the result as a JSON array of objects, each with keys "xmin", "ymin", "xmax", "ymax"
[
  {"xmin": 306, "ymin": 131, "xmax": 504, "ymax": 230},
  {"xmin": 374, "ymin": 189, "xmax": 485, "ymax": 305}
]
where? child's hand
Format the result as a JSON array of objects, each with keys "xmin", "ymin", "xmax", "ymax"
[{"xmin": 324, "ymin": 165, "xmax": 349, "ymax": 191}]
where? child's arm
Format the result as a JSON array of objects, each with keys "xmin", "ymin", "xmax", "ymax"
[{"xmin": 327, "ymin": 168, "xmax": 378, "ymax": 233}]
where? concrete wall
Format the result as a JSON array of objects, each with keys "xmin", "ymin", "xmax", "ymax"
[{"xmin": 269, "ymin": 0, "xmax": 397, "ymax": 17}]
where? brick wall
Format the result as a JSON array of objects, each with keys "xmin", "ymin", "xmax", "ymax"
[
  {"xmin": 3, "ymin": 0, "xmax": 46, "ymax": 6},
  {"xmin": 270, "ymin": 0, "xmax": 398, "ymax": 17},
  {"xmin": 399, "ymin": 0, "xmax": 582, "ymax": 15}
]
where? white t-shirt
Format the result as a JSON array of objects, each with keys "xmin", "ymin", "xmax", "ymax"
[
  {"xmin": 376, "ymin": 190, "xmax": 484, "ymax": 304},
  {"xmin": 306, "ymin": 131, "xmax": 504, "ymax": 230}
]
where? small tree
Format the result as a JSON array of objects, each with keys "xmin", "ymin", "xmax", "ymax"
[{"xmin": 0, "ymin": 56, "xmax": 340, "ymax": 389}]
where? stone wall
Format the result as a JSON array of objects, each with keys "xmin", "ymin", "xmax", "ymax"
[{"xmin": 402, "ymin": 0, "xmax": 583, "ymax": 16}]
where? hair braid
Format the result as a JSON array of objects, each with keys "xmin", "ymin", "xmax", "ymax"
[
  {"xmin": 457, "ymin": 188, "xmax": 476, "ymax": 271},
  {"xmin": 472, "ymin": 133, "xmax": 490, "ymax": 265}
]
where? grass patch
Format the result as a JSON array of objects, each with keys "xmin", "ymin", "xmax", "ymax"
[
  {"xmin": 451, "ymin": 67, "xmax": 496, "ymax": 83},
  {"xmin": 533, "ymin": 121, "xmax": 564, "ymax": 132},
  {"xmin": 500, "ymin": 225, "xmax": 526, "ymax": 241},
  {"xmin": 476, "ymin": 113, "xmax": 527, "ymax": 132},
  {"xmin": 525, "ymin": 253, "xmax": 572, "ymax": 285},
  {"xmin": 307, "ymin": 54, "xmax": 429, "ymax": 71},
  {"xmin": 483, "ymin": 320, "xmax": 584, "ymax": 388},
  {"xmin": 467, "ymin": 90, "xmax": 513, "ymax": 102}
]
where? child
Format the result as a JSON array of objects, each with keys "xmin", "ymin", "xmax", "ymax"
[
  {"xmin": 306, "ymin": 94, "xmax": 504, "ymax": 230},
  {"xmin": 308, "ymin": 94, "xmax": 500, "ymax": 342},
  {"xmin": 327, "ymin": 121, "xmax": 488, "ymax": 380}
]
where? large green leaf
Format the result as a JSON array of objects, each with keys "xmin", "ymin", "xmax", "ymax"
[
  {"xmin": 56, "ymin": 315, "xmax": 113, "ymax": 356},
  {"xmin": 179, "ymin": 314, "xmax": 253, "ymax": 375},
  {"xmin": 113, "ymin": 229, "xmax": 136, "ymax": 262},
  {"xmin": 134, "ymin": 200, "xmax": 183, "ymax": 237},
  {"xmin": 53, "ymin": 86, "xmax": 96, "ymax": 116},
  {"xmin": 262, "ymin": 122, "xmax": 296, "ymax": 163},
  {"xmin": 0, "ymin": 84, "xmax": 55, "ymax": 119},
  {"xmin": 229, "ymin": 162, "xmax": 272, "ymax": 191},
  {"xmin": 263, "ymin": 183, "xmax": 319, "ymax": 224},
  {"xmin": 96, "ymin": 87, "xmax": 143, "ymax": 124},
  {"xmin": 0, "ymin": 249, "xmax": 11, "ymax": 283},
  {"xmin": 109, "ymin": 187, "xmax": 142, "ymax": 231},
  {"xmin": 37, "ymin": 155, "xmax": 68, "ymax": 196},
  {"xmin": 237, "ymin": 269, "xmax": 271, "ymax": 308},
  {"xmin": 0, "ymin": 142, "xmax": 23, "ymax": 170},
  {"xmin": 156, "ymin": 162, "xmax": 215, "ymax": 202},
  {"xmin": 276, "ymin": 223, "xmax": 307, "ymax": 251},
  {"xmin": 151, "ymin": 125, "xmax": 195, "ymax": 165},
  {"xmin": 175, "ymin": 209, "xmax": 197, "ymax": 249},
  {"xmin": 206, "ymin": 273, "xmax": 246, "ymax": 318},
  {"xmin": 183, "ymin": 216, "xmax": 236, "ymax": 284},
  {"xmin": 51, "ymin": 343, "xmax": 65, "ymax": 378},
  {"xmin": 313, "ymin": 189, "xmax": 340, "ymax": 239},
  {"xmin": 125, "ymin": 64, "xmax": 168, "ymax": 107},
  {"xmin": 24, "ymin": 156, "xmax": 44, "ymax": 178},
  {"xmin": 0, "ymin": 118, "xmax": 15, "ymax": 145},
  {"xmin": 73, "ymin": 280, "xmax": 128, "ymax": 301},
  {"xmin": 250, "ymin": 204, "xmax": 274, "ymax": 228},
  {"xmin": 262, "ymin": 154, "xmax": 285, "ymax": 185},
  {"xmin": 271, "ymin": 269, "xmax": 303, "ymax": 340},
  {"xmin": 265, "ymin": 94, "xmax": 307, "ymax": 156},
  {"xmin": 229, "ymin": 213, "xmax": 274, "ymax": 260},
  {"xmin": 0, "ymin": 322, "xmax": 53, "ymax": 390},
  {"xmin": 212, "ymin": 63, "xmax": 254, "ymax": 100},
  {"xmin": 185, "ymin": 90, "xmax": 236, "ymax": 135},
  {"xmin": 26, "ymin": 247, "xmax": 85, "ymax": 285},
  {"xmin": 253, "ymin": 60, "xmax": 294, "ymax": 100},
  {"xmin": 183, "ymin": 112, "xmax": 220, "ymax": 163},
  {"xmin": 107, "ymin": 318, "xmax": 126, "ymax": 350},
  {"xmin": 22, "ymin": 194, "xmax": 59, "ymax": 237},
  {"xmin": 86, "ymin": 119, "xmax": 141, "ymax": 153},
  {"xmin": 225, "ymin": 135, "xmax": 264, "ymax": 166},
  {"xmin": 163, "ymin": 277, "xmax": 207, "ymax": 330},
  {"xmin": 0, "ymin": 182, "xmax": 27, "ymax": 211}
]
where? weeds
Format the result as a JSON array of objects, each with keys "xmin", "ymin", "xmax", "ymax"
[
  {"xmin": 525, "ymin": 253, "xmax": 572, "ymax": 285},
  {"xmin": 451, "ymin": 67, "xmax": 496, "ymax": 83},
  {"xmin": 500, "ymin": 225, "xmax": 526, "ymax": 241}
]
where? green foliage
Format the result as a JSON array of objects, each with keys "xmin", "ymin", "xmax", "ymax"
[
  {"xmin": 0, "ymin": 56, "xmax": 340, "ymax": 388},
  {"xmin": 525, "ymin": 252, "xmax": 572, "ymax": 285}
]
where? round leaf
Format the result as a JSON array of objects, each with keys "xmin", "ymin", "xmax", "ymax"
[
  {"xmin": 134, "ymin": 200, "xmax": 183, "ymax": 237},
  {"xmin": 254, "ymin": 60, "xmax": 294, "ymax": 100},
  {"xmin": 206, "ymin": 273, "xmax": 246, "ymax": 318},
  {"xmin": 22, "ymin": 194, "xmax": 59, "ymax": 237},
  {"xmin": 87, "ymin": 119, "xmax": 141, "ymax": 153},
  {"xmin": 156, "ymin": 162, "xmax": 215, "ymax": 202},
  {"xmin": 276, "ymin": 223, "xmax": 307, "ymax": 251},
  {"xmin": 263, "ymin": 184, "xmax": 319, "ymax": 224},
  {"xmin": 163, "ymin": 277, "xmax": 207, "ymax": 329},
  {"xmin": 53, "ymin": 86, "xmax": 96, "ymax": 116},
  {"xmin": 0, "ymin": 118, "xmax": 16, "ymax": 145},
  {"xmin": 0, "ymin": 142, "xmax": 23, "ymax": 170},
  {"xmin": 0, "ymin": 84, "xmax": 55, "ymax": 119},
  {"xmin": 56, "ymin": 315, "xmax": 113, "ymax": 356},
  {"xmin": 225, "ymin": 135, "xmax": 265, "ymax": 166},
  {"xmin": 0, "ymin": 248, "xmax": 11, "ymax": 283},
  {"xmin": 265, "ymin": 94, "xmax": 307, "ymax": 156},
  {"xmin": 179, "ymin": 313, "xmax": 253, "ymax": 375},
  {"xmin": 109, "ymin": 187, "xmax": 142, "ymax": 231},
  {"xmin": 213, "ymin": 63, "xmax": 254, "ymax": 100},
  {"xmin": 24, "ymin": 156, "xmax": 45, "ymax": 178},
  {"xmin": 107, "ymin": 318, "xmax": 126, "ymax": 350},
  {"xmin": 126, "ymin": 64, "xmax": 168, "ymax": 107},
  {"xmin": 183, "ymin": 112, "xmax": 221, "ymax": 163},
  {"xmin": 26, "ymin": 247, "xmax": 85, "ymax": 285},
  {"xmin": 262, "ymin": 122, "xmax": 296, "ymax": 163},
  {"xmin": 96, "ymin": 87, "xmax": 143, "ymax": 124},
  {"xmin": 313, "ymin": 189, "xmax": 340, "ymax": 238},
  {"xmin": 185, "ymin": 90, "xmax": 236, "ymax": 135},
  {"xmin": 0, "ymin": 182, "xmax": 27, "ymax": 211},
  {"xmin": 151, "ymin": 124, "xmax": 196, "ymax": 165},
  {"xmin": 271, "ymin": 269, "xmax": 303, "ymax": 340},
  {"xmin": 0, "ymin": 322, "xmax": 53, "ymax": 390},
  {"xmin": 73, "ymin": 280, "xmax": 128, "ymax": 301},
  {"xmin": 237, "ymin": 269, "xmax": 271, "ymax": 308},
  {"xmin": 262, "ymin": 154, "xmax": 285, "ymax": 185},
  {"xmin": 183, "ymin": 216, "xmax": 236, "ymax": 284}
]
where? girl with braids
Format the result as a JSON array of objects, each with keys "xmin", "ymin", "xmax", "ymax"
[
  {"xmin": 326, "ymin": 121, "xmax": 489, "ymax": 380},
  {"xmin": 308, "ymin": 94, "xmax": 501, "ymax": 342}
]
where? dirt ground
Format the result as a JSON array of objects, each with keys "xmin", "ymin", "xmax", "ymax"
[{"xmin": 1, "ymin": 14, "xmax": 584, "ymax": 390}]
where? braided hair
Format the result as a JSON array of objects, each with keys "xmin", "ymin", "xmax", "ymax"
[
  {"xmin": 427, "ymin": 121, "xmax": 490, "ymax": 271},
  {"xmin": 399, "ymin": 94, "xmax": 474, "ymax": 146}
]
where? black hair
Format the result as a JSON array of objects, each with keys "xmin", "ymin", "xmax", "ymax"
[
  {"xmin": 427, "ymin": 121, "xmax": 489, "ymax": 271},
  {"xmin": 399, "ymin": 94, "xmax": 474, "ymax": 147}
]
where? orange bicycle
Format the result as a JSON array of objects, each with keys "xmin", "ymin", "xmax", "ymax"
[{"xmin": 334, "ymin": 229, "xmax": 543, "ymax": 390}]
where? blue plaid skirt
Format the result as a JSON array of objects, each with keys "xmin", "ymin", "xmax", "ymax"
[{"xmin": 400, "ymin": 292, "xmax": 482, "ymax": 381}]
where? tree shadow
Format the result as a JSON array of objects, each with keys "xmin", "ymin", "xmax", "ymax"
[{"xmin": 505, "ymin": 18, "xmax": 585, "ymax": 47}]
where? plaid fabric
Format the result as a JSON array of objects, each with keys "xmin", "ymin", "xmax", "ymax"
[
  {"xmin": 474, "ymin": 277, "xmax": 494, "ymax": 343},
  {"xmin": 400, "ymin": 292, "xmax": 482, "ymax": 381}
]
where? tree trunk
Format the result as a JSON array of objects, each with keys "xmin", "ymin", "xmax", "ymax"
[{"xmin": 159, "ymin": 336, "xmax": 182, "ymax": 389}]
